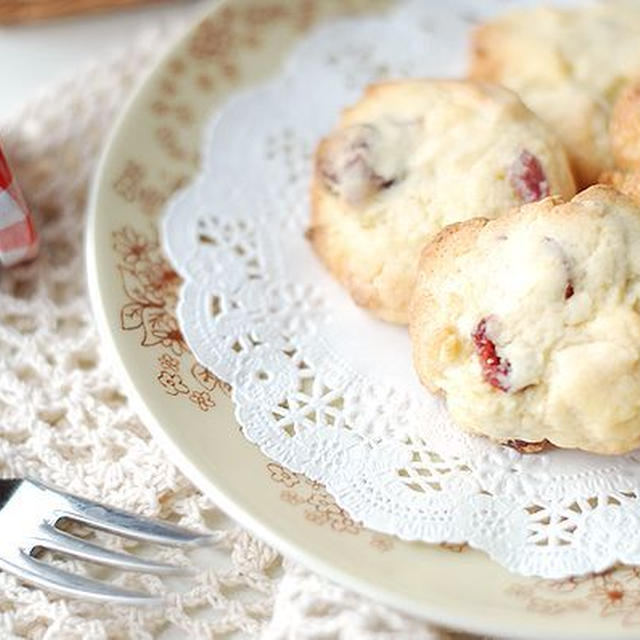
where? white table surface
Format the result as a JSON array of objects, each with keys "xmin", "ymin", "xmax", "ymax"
[{"xmin": 0, "ymin": 0, "xmax": 208, "ymax": 119}]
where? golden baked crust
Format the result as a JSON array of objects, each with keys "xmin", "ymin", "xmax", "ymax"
[
  {"xmin": 309, "ymin": 79, "xmax": 575, "ymax": 324},
  {"xmin": 600, "ymin": 168, "xmax": 640, "ymax": 204},
  {"xmin": 410, "ymin": 186, "xmax": 640, "ymax": 455},
  {"xmin": 600, "ymin": 78, "xmax": 640, "ymax": 202},
  {"xmin": 610, "ymin": 78, "xmax": 640, "ymax": 171},
  {"xmin": 469, "ymin": 1, "xmax": 640, "ymax": 188}
]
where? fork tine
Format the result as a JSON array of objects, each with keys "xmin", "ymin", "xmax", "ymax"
[
  {"xmin": 57, "ymin": 497, "xmax": 214, "ymax": 547},
  {"xmin": 26, "ymin": 479, "xmax": 217, "ymax": 548},
  {"xmin": 0, "ymin": 552, "xmax": 163, "ymax": 605},
  {"xmin": 29, "ymin": 524, "xmax": 194, "ymax": 576}
]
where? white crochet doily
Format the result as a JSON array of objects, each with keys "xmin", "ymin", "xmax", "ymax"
[{"xmin": 163, "ymin": 0, "xmax": 640, "ymax": 580}]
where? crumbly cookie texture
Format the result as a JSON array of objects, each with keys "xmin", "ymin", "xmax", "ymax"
[
  {"xmin": 410, "ymin": 186, "xmax": 640, "ymax": 455},
  {"xmin": 308, "ymin": 79, "xmax": 575, "ymax": 324},
  {"xmin": 469, "ymin": 0, "xmax": 640, "ymax": 188}
]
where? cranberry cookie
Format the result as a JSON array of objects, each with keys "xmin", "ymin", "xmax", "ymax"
[
  {"xmin": 410, "ymin": 186, "xmax": 640, "ymax": 455},
  {"xmin": 308, "ymin": 80, "xmax": 575, "ymax": 324},
  {"xmin": 470, "ymin": 0, "xmax": 640, "ymax": 188},
  {"xmin": 601, "ymin": 78, "xmax": 640, "ymax": 201}
]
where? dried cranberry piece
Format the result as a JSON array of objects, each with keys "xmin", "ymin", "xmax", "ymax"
[
  {"xmin": 318, "ymin": 124, "xmax": 394, "ymax": 205},
  {"xmin": 508, "ymin": 150, "xmax": 550, "ymax": 203},
  {"xmin": 564, "ymin": 281, "xmax": 574, "ymax": 300},
  {"xmin": 504, "ymin": 439, "xmax": 551, "ymax": 454},
  {"xmin": 472, "ymin": 317, "xmax": 511, "ymax": 392}
]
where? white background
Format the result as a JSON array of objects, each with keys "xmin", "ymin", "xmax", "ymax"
[{"xmin": 0, "ymin": 0, "xmax": 209, "ymax": 118}]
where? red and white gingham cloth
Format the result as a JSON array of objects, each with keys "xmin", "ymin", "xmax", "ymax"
[{"xmin": 0, "ymin": 144, "xmax": 38, "ymax": 267}]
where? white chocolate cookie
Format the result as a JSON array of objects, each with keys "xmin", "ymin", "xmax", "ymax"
[
  {"xmin": 410, "ymin": 186, "xmax": 640, "ymax": 455},
  {"xmin": 470, "ymin": 0, "xmax": 640, "ymax": 188},
  {"xmin": 309, "ymin": 80, "xmax": 575, "ymax": 323}
]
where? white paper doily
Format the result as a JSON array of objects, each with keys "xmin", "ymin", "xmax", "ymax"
[{"xmin": 161, "ymin": 0, "xmax": 640, "ymax": 579}]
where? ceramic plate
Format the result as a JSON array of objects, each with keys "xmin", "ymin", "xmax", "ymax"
[{"xmin": 87, "ymin": 2, "xmax": 640, "ymax": 637}]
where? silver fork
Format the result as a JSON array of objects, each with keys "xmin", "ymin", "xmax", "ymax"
[{"xmin": 0, "ymin": 477, "xmax": 213, "ymax": 605}]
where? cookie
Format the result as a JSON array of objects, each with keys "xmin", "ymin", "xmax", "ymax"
[
  {"xmin": 308, "ymin": 80, "xmax": 575, "ymax": 324},
  {"xmin": 610, "ymin": 77, "xmax": 640, "ymax": 172},
  {"xmin": 469, "ymin": 0, "xmax": 640, "ymax": 188},
  {"xmin": 600, "ymin": 166, "xmax": 640, "ymax": 204},
  {"xmin": 410, "ymin": 185, "xmax": 640, "ymax": 455},
  {"xmin": 601, "ymin": 78, "xmax": 640, "ymax": 200}
]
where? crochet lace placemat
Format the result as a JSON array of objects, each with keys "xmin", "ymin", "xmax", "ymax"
[{"xmin": 0, "ymin": 25, "xmax": 490, "ymax": 640}]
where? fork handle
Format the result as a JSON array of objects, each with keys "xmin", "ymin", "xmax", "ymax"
[{"xmin": 0, "ymin": 479, "xmax": 21, "ymax": 504}]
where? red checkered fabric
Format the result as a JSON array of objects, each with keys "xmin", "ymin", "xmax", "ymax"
[{"xmin": 0, "ymin": 145, "xmax": 38, "ymax": 267}]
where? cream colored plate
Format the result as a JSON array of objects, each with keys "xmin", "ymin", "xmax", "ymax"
[{"xmin": 86, "ymin": 2, "xmax": 640, "ymax": 637}]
